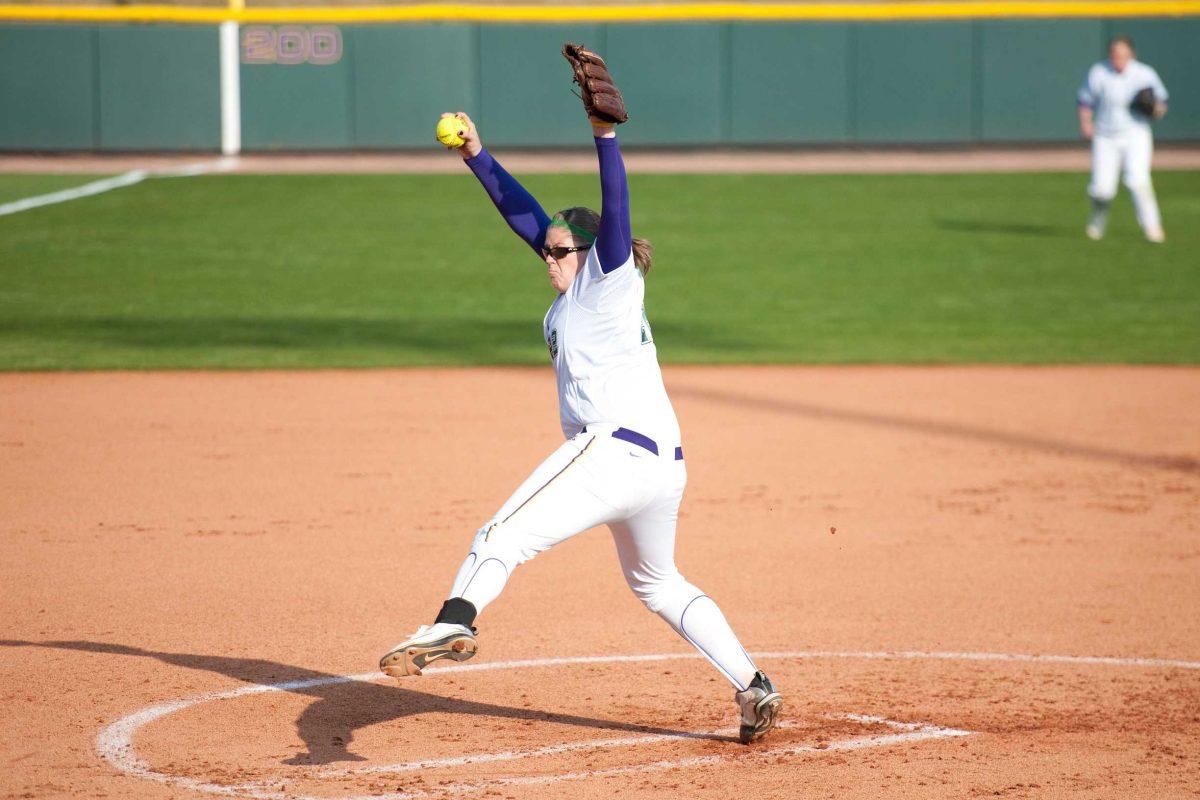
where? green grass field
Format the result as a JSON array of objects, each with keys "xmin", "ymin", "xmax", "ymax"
[{"xmin": 1, "ymin": 170, "xmax": 1197, "ymax": 369}]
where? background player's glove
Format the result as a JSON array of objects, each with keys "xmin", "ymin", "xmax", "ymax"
[
  {"xmin": 1130, "ymin": 87, "xmax": 1157, "ymax": 118},
  {"xmin": 562, "ymin": 43, "xmax": 629, "ymax": 124}
]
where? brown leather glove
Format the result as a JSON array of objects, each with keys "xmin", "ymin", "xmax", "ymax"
[{"xmin": 562, "ymin": 42, "xmax": 629, "ymax": 124}]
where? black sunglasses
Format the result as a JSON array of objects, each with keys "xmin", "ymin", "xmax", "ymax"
[{"xmin": 541, "ymin": 244, "xmax": 591, "ymax": 260}]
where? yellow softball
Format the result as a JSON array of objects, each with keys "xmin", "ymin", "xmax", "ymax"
[{"xmin": 436, "ymin": 116, "xmax": 466, "ymax": 149}]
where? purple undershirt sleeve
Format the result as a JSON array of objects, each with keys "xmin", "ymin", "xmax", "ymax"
[
  {"xmin": 594, "ymin": 136, "xmax": 632, "ymax": 274},
  {"xmin": 464, "ymin": 147, "xmax": 551, "ymax": 257}
]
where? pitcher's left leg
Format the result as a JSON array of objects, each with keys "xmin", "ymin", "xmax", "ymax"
[{"xmin": 609, "ymin": 464, "xmax": 782, "ymax": 742}]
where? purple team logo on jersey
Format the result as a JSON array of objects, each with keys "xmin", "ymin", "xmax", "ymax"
[{"xmin": 547, "ymin": 329, "xmax": 558, "ymax": 360}]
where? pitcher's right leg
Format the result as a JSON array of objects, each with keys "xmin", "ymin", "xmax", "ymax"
[
  {"xmin": 382, "ymin": 432, "xmax": 620, "ymax": 678},
  {"xmin": 448, "ymin": 432, "xmax": 617, "ymax": 613}
]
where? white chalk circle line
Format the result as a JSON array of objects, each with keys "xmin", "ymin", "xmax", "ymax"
[{"xmin": 96, "ymin": 649, "xmax": 1200, "ymax": 800}]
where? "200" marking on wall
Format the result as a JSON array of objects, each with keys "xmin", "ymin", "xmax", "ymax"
[{"xmin": 241, "ymin": 26, "xmax": 343, "ymax": 65}]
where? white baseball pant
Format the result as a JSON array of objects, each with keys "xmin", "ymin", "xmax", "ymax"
[
  {"xmin": 447, "ymin": 426, "xmax": 760, "ymax": 691},
  {"xmin": 1089, "ymin": 126, "xmax": 1162, "ymax": 232}
]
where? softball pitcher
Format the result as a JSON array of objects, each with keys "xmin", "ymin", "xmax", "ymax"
[
  {"xmin": 1078, "ymin": 35, "xmax": 1169, "ymax": 243},
  {"xmin": 379, "ymin": 44, "xmax": 783, "ymax": 744}
]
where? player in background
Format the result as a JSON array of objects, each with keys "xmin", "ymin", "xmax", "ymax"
[
  {"xmin": 1077, "ymin": 35, "xmax": 1169, "ymax": 243},
  {"xmin": 378, "ymin": 57, "xmax": 783, "ymax": 744}
]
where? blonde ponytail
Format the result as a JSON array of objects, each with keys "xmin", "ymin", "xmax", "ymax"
[{"xmin": 631, "ymin": 237, "xmax": 653, "ymax": 275}]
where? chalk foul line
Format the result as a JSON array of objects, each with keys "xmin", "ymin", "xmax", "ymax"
[
  {"xmin": 96, "ymin": 648, "xmax": 1200, "ymax": 800},
  {"xmin": 0, "ymin": 157, "xmax": 237, "ymax": 218}
]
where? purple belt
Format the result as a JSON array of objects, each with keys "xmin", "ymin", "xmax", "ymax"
[{"xmin": 585, "ymin": 426, "xmax": 683, "ymax": 460}]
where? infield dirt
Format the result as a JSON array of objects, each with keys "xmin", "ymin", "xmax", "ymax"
[{"xmin": 2, "ymin": 366, "xmax": 1199, "ymax": 799}]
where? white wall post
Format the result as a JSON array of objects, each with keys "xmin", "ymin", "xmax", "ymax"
[{"xmin": 219, "ymin": 18, "xmax": 242, "ymax": 156}]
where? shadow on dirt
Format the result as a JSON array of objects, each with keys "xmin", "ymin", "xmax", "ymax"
[
  {"xmin": 0, "ymin": 639, "xmax": 733, "ymax": 765},
  {"xmin": 670, "ymin": 384, "xmax": 1200, "ymax": 475}
]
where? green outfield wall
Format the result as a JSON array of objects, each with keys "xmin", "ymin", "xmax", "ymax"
[{"xmin": 1, "ymin": 18, "xmax": 1197, "ymax": 151}]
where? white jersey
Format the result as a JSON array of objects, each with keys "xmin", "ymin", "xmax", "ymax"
[
  {"xmin": 1078, "ymin": 59, "xmax": 1168, "ymax": 138},
  {"xmin": 543, "ymin": 246, "xmax": 681, "ymax": 450}
]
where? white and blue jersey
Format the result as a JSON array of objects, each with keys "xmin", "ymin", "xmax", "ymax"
[
  {"xmin": 466, "ymin": 136, "xmax": 680, "ymax": 455},
  {"xmin": 1078, "ymin": 59, "xmax": 1168, "ymax": 138},
  {"xmin": 543, "ymin": 245, "xmax": 680, "ymax": 449}
]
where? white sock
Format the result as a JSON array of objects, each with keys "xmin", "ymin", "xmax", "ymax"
[
  {"xmin": 670, "ymin": 594, "xmax": 759, "ymax": 691},
  {"xmin": 448, "ymin": 550, "xmax": 511, "ymax": 614}
]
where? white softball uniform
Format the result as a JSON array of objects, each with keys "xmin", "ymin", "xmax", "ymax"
[
  {"xmin": 545, "ymin": 246, "xmax": 681, "ymax": 448},
  {"xmin": 1078, "ymin": 59, "xmax": 1168, "ymax": 230},
  {"xmin": 446, "ymin": 247, "xmax": 759, "ymax": 691}
]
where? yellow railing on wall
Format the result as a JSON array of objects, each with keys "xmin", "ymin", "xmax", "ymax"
[{"xmin": 1, "ymin": 0, "xmax": 1198, "ymax": 23}]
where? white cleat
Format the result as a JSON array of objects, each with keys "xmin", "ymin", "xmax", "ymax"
[
  {"xmin": 1086, "ymin": 224, "xmax": 1104, "ymax": 241},
  {"xmin": 735, "ymin": 670, "xmax": 783, "ymax": 744},
  {"xmin": 1145, "ymin": 227, "xmax": 1166, "ymax": 243},
  {"xmin": 379, "ymin": 623, "xmax": 477, "ymax": 677}
]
